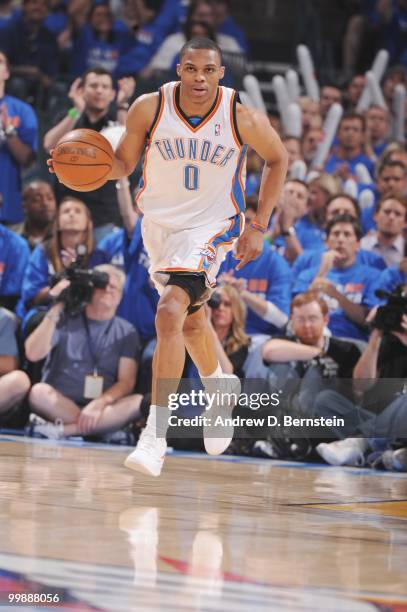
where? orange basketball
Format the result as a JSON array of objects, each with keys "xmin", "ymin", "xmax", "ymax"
[{"xmin": 52, "ymin": 129, "xmax": 114, "ymax": 192}]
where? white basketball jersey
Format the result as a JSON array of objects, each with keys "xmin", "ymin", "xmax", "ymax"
[{"xmin": 136, "ymin": 81, "xmax": 247, "ymax": 230}]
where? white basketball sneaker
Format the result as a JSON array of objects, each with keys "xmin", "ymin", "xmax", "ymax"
[
  {"xmin": 124, "ymin": 428, "xmax": 167, "ymax": 477},
  {"xmin": 203, "ymin": 374, "xmax": 241, "ymax": 456}
]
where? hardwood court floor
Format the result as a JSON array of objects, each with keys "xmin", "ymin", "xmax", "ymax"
[{"xmin": 0, "ymin": 436, "xmax": 406, "ymax": 611}]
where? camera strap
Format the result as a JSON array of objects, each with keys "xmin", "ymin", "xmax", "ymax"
[{"xmin": 82, "ymin": 314, "xmax": 114, "ymax": 376}]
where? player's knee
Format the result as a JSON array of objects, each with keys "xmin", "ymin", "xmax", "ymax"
[
  {"xmin": 183, "ymin": 310, "xmax": 206, "ymax": 335},
  {"xmin": 155, "ymin": 299, "xmax": 185, "ymax": 335}
]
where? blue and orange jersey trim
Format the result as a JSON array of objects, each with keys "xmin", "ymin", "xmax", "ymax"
[{"xmin": 135, "ymin": 87, "xmax": 165, "ymax": 204}]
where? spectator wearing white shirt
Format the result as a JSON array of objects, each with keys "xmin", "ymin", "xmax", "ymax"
[{"xmin": 361, "ymin": 193, "xmax": 406, "ymax": 267}]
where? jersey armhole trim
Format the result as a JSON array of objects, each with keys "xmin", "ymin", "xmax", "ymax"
[
  {"xmin": 231, "ymin": 91, "xmax": 244, "ymax": 148},
  {"xmin": 147, "ymin": 87, "xmax": 164, "ymax": 140}
]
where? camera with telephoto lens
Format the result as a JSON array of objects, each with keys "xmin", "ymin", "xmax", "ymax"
[
  {"xmin": 207, "ymin": 291, "xmax": 221, "ymax": 309},
  {"xmin": 50, "ymin": 245, "xmax": 109, "ymax": 316},
  {"xmin": 371, "ymin": 286, "xmax": 407, "ymax": 333}
]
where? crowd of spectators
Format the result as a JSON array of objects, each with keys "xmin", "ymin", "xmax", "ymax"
[{"xmin": 0, "ymin": 0, "xmax": 406, "ymax": 471}]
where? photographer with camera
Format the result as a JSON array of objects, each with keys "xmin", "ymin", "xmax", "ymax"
[
  {"xmin": 315, "ymin": 286, "xmax": 407, "ymax": 469},
  {"xmin": 25, "ymin": 264, "xmax": 143, "ymax": 440},
  {"xmin": 18, "ymin": 196, "xmax": 109, "ymax": 332}
]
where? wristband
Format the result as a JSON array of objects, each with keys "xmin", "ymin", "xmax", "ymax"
[
  {"xmin": 117, "ymin": 102, "xmax": 129, "ymax": 111},
  {"xmin": 249, "ymin": 221, "xmax": 268, "ymax": 234},
  {"xmin": 67, "ymin": 107, "xmax": 80, "ymax": 119}
]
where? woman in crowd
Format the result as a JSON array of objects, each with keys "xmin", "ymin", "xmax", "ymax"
[
  {"xmin": 18, "ymin": 196, "xmax": 108, "ymax": 331},
  {"xmin": 206, "ymin": 283, "xmax": 251, "ymax": 379}
]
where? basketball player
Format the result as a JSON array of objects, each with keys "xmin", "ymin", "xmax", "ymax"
[{"xmin": 49, "ymin": 38, "xmax": 288, "ymax": 477}]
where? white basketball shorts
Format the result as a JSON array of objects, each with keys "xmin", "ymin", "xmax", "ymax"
[{"xmin": 141, "ymin": 213, "xmax": 244, "ymax": 296}]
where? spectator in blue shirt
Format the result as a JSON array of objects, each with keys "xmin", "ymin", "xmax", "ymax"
[
  {"xmin": 0, "ymin": 222, "xmax": 30, "ymax": 311},
  {"xmin": 0, "ymin": 0, "xmax": 58, "ymax": 103},
  {"xmin": 70, "ymin": 2, "xmax": 135, "ymax": 77},
  {"xmin": 293, "ymin": 215, "xmax": 378, "ymax": 343},
  {"xmin": 325, "ymin": 112, "xmax": 375, "ymax": 182},
  {"xmin": 361, "ymin": 159, "xmax": 407, "ymax": 233},
  {"xmin": 220, "ymin": 200, "xmax": 292, "ymax": 341},
  {"xmin": 116, "ymin": 0, "xmax": 188, "ymax": 77},
  {"xmin": 294, "ymin": 173, "xmax": 339, "ymax": 251},
  {"xmin": 293, "ymin": 194, "xmax": 387, "ymax": 277},
  {"xmin": 0, "ymin": 51, "xmax": 38, "ymax": 226},
  {"xmin": 365, "ymin": 105, "xmax": 392, "ymax": 160},
  {"xmin": 267, "ymin": 179, "xmax": 310, "ymax": 260}
]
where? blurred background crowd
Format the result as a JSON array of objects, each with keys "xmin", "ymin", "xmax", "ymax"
[{"xmin": 0, "ymin": 0, "xmax": 406, "ymax": 471}]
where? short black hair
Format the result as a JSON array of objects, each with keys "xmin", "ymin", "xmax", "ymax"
[
  {"xmin": 326, "ymin": 214, "xmax": 362, "ymax": 240},
  {"xmin": 179, "ymin": 37, "xmax": 222, "ymax": 63},
  {"xmin": 325, "ymin": 193, "xmax": 360, "ymax": 218},
  {"xmin": 81, "ymin": 66, "xmax": 113, "ymax": 86},
  {"xmin": 339, "ymin": 112, "xmax": 365, "ymax": 131},
  {"xmin": 378, "ymin": 159, "xmax": 407, "ymax": 176},
  {"xmin": 285, "ymin": 178, "xmax": 308, "ymax": 190}
]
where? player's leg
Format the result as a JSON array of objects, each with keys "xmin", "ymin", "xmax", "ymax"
[
  {"xmin": 182, "ymin": 307, "xmax": 218, "ymax": 377},
  {"xmin": 125, "ymin": 284, "xmax": 190, "ymax": 477},
  {"xmin": 151, "ymin": 284, "xmax": 190, "ymax": 403},
  {"xmin": 183, "ymin": 307, "xmax": 241, "ymax": 456}
]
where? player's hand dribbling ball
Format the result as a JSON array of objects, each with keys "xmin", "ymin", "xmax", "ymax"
[{"xmin": 50, "ymin": 129, "xmax": 114, "ymax": 192}]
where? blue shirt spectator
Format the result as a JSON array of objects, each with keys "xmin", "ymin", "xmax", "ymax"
[
  {"xmin": 97, "ymin": 228, "xmax": 125, "ymax": 269},
  {"xmin": 70, "ymin": 3, "xmax": 135, "ymax": 77},
  {"xmin": 0, "ymin": 6, "xmax": 58, "ymax": 79},
  {"xmin": 112, "ymin": 222, "xmax": 159, "ymax": 342},
  {"xmin": 325, "ymin": 151, "xmax": 375, "ymax": 181},
  {"xmin": 0, "ymin": 224, "xmax": 30, "ymax": 309},
  {"xmin": 325, "ymin": 113, "xmax": 375, "ymax": 181},
  {"xmin": 295, "ymin": 215, "xmax": 326, "ymax": 251},
  {"xmin": 44, "ymin": 0, "xmax": 68, "ymax": 37},
  {"xmin": 0, "ymin": 93, "xmax": 38, "ymax": 224},
  {"xmin": 293, "ymin": 262, "xmax": 378, "ymax": 341},
  {"xmin": 292, "ymin": 247, "xmax": 387, "ymax": 277},
  {"xmin": 220, "ymin": 241, "xmax": 292, "ymax": 336},
  {"xmin": 116, "ymin": 0, "xmax": 188, "ymax": 77},
  {"xmin": 292, "ymin": 215, "xmax": 380, "ymax": 342}
]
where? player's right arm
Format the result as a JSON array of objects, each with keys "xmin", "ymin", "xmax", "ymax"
[{"xmin": 107, "ymin": 92, "xmax": 159, "ymax": 180}]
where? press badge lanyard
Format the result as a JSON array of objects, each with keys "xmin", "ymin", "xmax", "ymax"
[{"xmin": 82, "ymin": 314, "xmax": 114, "ymax": 399}]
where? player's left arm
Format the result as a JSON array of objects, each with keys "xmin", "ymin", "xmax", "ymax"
[{"xmin": 235, "ymin": 105, "xmax": 288, "ymax": 269}]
